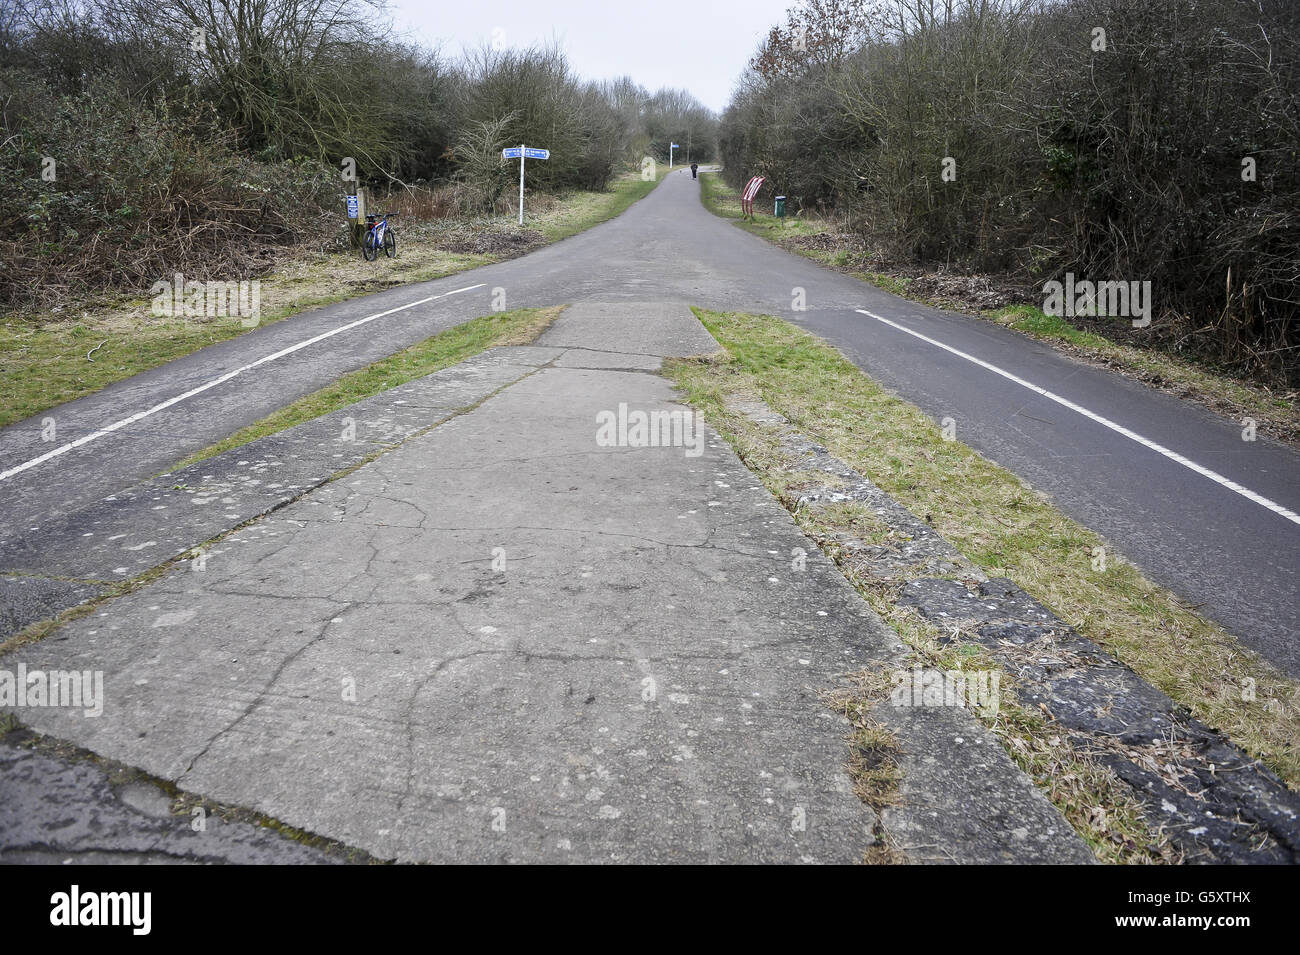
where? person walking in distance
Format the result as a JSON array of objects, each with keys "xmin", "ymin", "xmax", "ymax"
[{"xmin": 691, "ymin": 162, "xmax": 698, "ymax": 180}]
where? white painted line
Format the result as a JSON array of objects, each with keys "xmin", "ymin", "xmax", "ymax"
[
  {"xmin": 856, "ymin": 308, "xmax": 1300, "ymax": 527},
  {"xmin": 0, "ymin": 284, "xmax": 486, "ymax": 483}
]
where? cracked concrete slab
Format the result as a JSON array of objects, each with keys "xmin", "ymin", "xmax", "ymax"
[
  {"xmin": 551, "ymin": 349, "xmax": 664, "ymax": 372},
  {"xmin": 0, "ymin": 346, "xmax": 561, "ymax": 638},
  {"xmin": 534, "ymin": 301, "xmax": 720, "ymax": 357},
  {"xmin": 1, "ymin": 303, "xmax": 1091, "ymax": 864}
]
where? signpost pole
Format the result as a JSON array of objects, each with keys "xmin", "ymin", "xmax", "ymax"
[
  {"xmin": 518, "ymin": 143, "xmax": 525, "ymax": 226},
  {"xmin": 503, "ymin": 145, "xmax": 546, "ymax": 225}
]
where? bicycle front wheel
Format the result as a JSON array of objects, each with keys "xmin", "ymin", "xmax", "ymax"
[{"xmin": 383, "ymin": 230, "xmax": 396, "ymax": 258}]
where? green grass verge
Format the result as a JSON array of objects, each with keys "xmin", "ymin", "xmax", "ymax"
[
  {"xmin": 1, "ymin": 319, "xmax": 267, "ymax": 429},
  {"xmin": 697, "ymin": 170, "xmax": 823, "ymax": 241},
  {"xmin": 0, "ymin": 252, "xmax": 491, "ymax": 432},
  {"xmin": 170, "ymin": 306, "xmax": 564, "ymax": 472},
  {"xmin": 994, "ymin": 303, "xmax": 1114, "ymax": 349},
  {"xmin": 0, "ymin": 165, "xmax": 668, "ymax": 432},
  {"xmin": 989, "ymin": 304, "xmax": 1297, "ymax": 440},
  {"xmin": 667, "ymin": 309, "xmax": 1300, "ymax": 800}
]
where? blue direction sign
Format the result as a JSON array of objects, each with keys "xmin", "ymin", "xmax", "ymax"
[
  {"xmin": 502, "ymin": 146, "xmax": 550, "ymax": 160},
  {"xmin": 503, "ymin": 145, "xmax": 552, "ymax": 225}
]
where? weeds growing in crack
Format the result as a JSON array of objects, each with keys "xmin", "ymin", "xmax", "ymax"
[{"xmin": 824, "ymin": 667, "xmax": 907, "ymax": 864}]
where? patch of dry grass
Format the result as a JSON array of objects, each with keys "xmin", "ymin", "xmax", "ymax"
[
  {"xmin": 823, "ymin": 668, "xmax": 909, "ymax": 864},
  {"xmin": 0, "ymin": 247, "xmax": 490, "ymax": 430}
]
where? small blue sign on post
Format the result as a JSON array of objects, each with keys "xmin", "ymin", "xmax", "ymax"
[
  {"xmin": 346, "ymin": 195, "xmax": 359, "ymax": 219},
  {"xmin": 501, "ymin": 144, "xmax": 551, "ymax": 225}
]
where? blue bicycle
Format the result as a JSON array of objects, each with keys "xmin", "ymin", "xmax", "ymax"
[{"xmin": 362, "ymin": 211, "xmax": 398, "ymax": 261}]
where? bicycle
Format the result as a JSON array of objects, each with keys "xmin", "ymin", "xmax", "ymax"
[{"xmin": 362, "ymin": 211, "xmax": 398, "ymax": 261}]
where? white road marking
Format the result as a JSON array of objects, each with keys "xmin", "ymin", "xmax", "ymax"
[
  {"xmin": 0, "ymin": 284, "xmax": 486, "ymax": 483},
  {"xmin": 857, "ymin": 308, "xmax": 1300, "ymax": 527}
]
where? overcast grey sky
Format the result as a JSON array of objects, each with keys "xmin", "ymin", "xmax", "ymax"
[{"xmin": 385, "ymin": 0, "xmax": 796, "ymax": 114}]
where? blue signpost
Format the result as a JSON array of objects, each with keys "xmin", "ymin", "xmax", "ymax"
[
  {"xmin": 502, "ymin": 144, "xmax": 551, "ymax": 225},
  {"xmin": 670, "ymin": 142, "xmax": 679, "ymax": 169}
]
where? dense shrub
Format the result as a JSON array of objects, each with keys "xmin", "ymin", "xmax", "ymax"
[
  {"xmin": 0, "ymin": 0, "xmax": 720, "ymax": 307},
  {"xmin": 721, "ymin": 0, "xmax": 1300, "ymax": 383},
  {"xmin": 0, "ymin": 70, "xmax": 338, "ymax": 307}
]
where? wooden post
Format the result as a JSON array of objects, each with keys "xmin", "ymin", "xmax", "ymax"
[{"xmin": 347, "ymin": 185, "xmax": 368, "ymax": 248}]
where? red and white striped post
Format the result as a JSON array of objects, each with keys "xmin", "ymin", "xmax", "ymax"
[{"xmin": 741, "ymin": 176, "xmax": 766, "ymax": 219}]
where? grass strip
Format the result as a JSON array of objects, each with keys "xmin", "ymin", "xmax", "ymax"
[{"xmin": 170, "ymin": 305, "xmax": 564, "ymax": 471}]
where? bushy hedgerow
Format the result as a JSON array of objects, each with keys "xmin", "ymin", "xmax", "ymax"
[{"xmin": 721, "ymin": 0, "xmax": 1300, "ymax": 383}]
